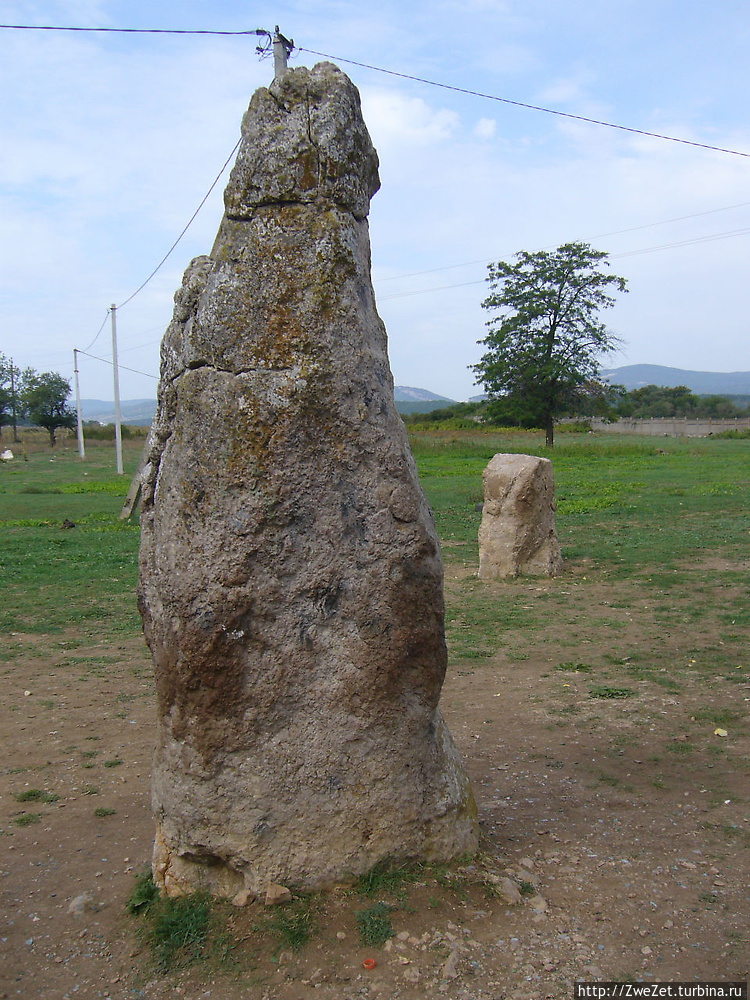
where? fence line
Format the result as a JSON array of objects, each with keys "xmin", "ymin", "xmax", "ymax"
[{"xmin": 588, "ymin": 416, "xmax": 750, "ymax": 436}]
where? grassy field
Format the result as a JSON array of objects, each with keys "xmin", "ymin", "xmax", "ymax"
[
  {"xmin": 0, "ymin": 434, "xmax": 144, "ymax": 636},
  {"xmin": 1, "ymin": 426, "xmax": 749, "ymax": 995},
  {"xmin": 407, "ymin": 427, "xmax": 749, "ymax": 685},
  {"xmin": 1, "ymin": 426, "xmax": 748, "ymax": 664}
]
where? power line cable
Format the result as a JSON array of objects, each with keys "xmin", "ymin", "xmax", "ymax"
[
  {"xmin": 28, "ymin": 25, "xmax": 745, "ymax": 344},
  {"xmin": 116, "ymin": 135, "xmax": 242, "ymax": 309},
  {"xmin": 0, "ymin": 24, "xmax": 269, "ymax": 37},
  {"xmin": 76, "ymin": 134, "xmax": 241, "ymax": 359},
  {"xmin": 77, "ymin": 349, "xmax": 157, "ymax": 380},
  {"xmin": 3, "ymin": 23, "xmax": 746, "ymax": 159},
  {"xmin": 82, "ymin": 311, "xmax": 112, "ymax": 352},
  {"xmin": 375, "ymin": 200, "xmax": 750, "ymax": 284},
  {"xmin": 381, "ymin": 279, "xmax": 485, "ymax": 301},
  {"xmin": 379, "ymin": 226, "xmax": 750, "ymax": 301},
  {"xmin": 297, "ymin": 46, "xmax": 750, "ymax": 160},
  {"xmin": 611, "ymin": 226, "xmax": 750, "ymax": 259},
  {"xmin": 118, "ymin": 329, "xmax": 165, "ymax": 354}
]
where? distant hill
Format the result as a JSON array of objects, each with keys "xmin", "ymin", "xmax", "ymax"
[
  {"xmin": 393, "ymin": 386, "xmax": 454, "ymax": 403},
  {"xmin": 81, "ymin": 388, "xmax": 456, "ymax": 424},
  {"xmin": 80, "ymin": 398, "xmax": 157, "ymax": 425},
  {"xmin": 602, "ymin": 365, "xmax": 750, "ymax": 395}
]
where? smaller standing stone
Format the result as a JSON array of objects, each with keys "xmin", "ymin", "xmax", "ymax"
[{"xmin": 478, "ymin": 454, "xmax": 561, "ymax": 580}]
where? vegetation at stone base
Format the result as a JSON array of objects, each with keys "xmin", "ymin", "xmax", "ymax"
[
  {"xmin": 123, "ymin": 857, "xmax": 499, "ymax": 975},
  {"xmin": 125, "ymin": 869, "xmax": 239, "ymax": 972},
  {"xmin": 355, "ymin": 901, "xmax": 394, "ymax": 946},
  {"xmin": 134, "ymin": 890, "xmax": 212, "ymax": 971},
  {"xmin": 127, "ymin": 867, "xmax": 160, "ymax": 914},
  {"xmin": 354, "ymin": 857, "xmax": 429, "ymax": 898},
  {"xmin": 263, "ymin": 893, "xmax": 322, "ymax": 954}
]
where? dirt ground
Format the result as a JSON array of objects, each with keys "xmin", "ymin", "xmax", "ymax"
[{"xmin": 1, "ymin": 566, "xmax": 748, "ymax": 1000}]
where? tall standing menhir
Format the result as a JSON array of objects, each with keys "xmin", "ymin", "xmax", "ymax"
[{"xmin": 138, "ymin": 59, "xmax": 477, "ymax": 899}]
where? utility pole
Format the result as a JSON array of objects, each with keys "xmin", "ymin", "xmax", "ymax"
[
  {"xmin": 9, "ymin": 358, "xmax": 20, "ymax": 442},
  {"xmin": 73, "ymin": 349, "xmax": 85, "ymax": 459},
  {"xmin": 110, "ymin": 304, "xmax": 124, "ymax": 475},
  {"xmin": 273, "ymin": 26, "xmax": 293, "ymax": 78}
]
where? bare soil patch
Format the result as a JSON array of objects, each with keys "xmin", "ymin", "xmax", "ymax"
[{"xmin": 1, "ymin": 566, "xmax": 748, "ymax": 999}]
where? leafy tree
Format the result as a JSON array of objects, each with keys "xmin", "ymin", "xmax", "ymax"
[
  {"xmin": 21, "ymin": 369, "xmax": 76, "ymax": 447},
  {"xmin": 472, "ymin": 242, "xmax": 628, "ymax": 446}
]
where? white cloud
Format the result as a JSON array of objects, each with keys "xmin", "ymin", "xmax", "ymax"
[
  {"xmin": 474, "ymin": 117, "xmax": 497, "ymax": 140},
  {"xmin": 2, "ymin": 1, "xmax": 750, "ymax": 401},
  {"xmin": 360, "ymin": 89, "xmax": 460, "ymax": 151}
]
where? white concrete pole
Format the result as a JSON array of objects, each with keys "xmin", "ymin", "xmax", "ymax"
[
  {"xmin": 273, "ymin": 26, "xmax": 293, "ymax": 79},
  {"xmin": 73, "ymin": 349, "xmax": 85, "ymax": 459},
  {"xmin": 110, "ymin": 304, "xmax": 124, "ymax": 475},
  {"xmin": 9, "ymin": 358, "xmax": 20, "ymax": 442}
]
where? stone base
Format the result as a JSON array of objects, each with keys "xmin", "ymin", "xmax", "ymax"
[{"xmin": 151, "ymin": 710, "xmax": 477, "ymax": 898}]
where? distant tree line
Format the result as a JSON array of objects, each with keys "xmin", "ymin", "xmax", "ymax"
[
  {"xmin": 404, "ymin": 385, "xmax": 750, "ymax": 429},
  {"xmin": 0, "ymin": 354, "xmax": 76, "ymax": 446},
  {"xmin": 609, "ymin": 384, "xmax": 750, "ymax": 419}
]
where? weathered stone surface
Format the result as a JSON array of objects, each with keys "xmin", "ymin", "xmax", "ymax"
[
  {"xmin": 67, "ymin": 892, "xmax": 99, "ymax": 917},
  {"xmin": 264, "ymin": 883, "xmax": 292, "ymax": 907},
  {"xmin": 231, "ymin": 887, "xmax": 255, "ymax": 907},
  {"xmin": 477, "ymin": 454, "xmax": 561, "ymax": 580},
  {"xmin": 138, "ymin": 62, "xmax": 477, "ymax": 899},
  {"xmin": 488, "ymin": 875, "xmax": 523, "ymax": 905}
]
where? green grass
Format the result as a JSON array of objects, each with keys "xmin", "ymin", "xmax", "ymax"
[
  {"xmin": 127, "ymin": 868, "xmax": 160, "ymax": 914},
  {"xmin": 13, "ymin": 788, "xmax": 59, "ymax": 803},
  {"xmin": 265, "ymin": 893, "xmax": 320, "ymax": 954},
  {"xmin": 13, "ymin": 812, "xmax": 42, "ymax": 826},
  {"xmin": 555, "ymin": 661, "xmax": 593, "ymax": 673},
  {"xmin": 0, "ymin": 441, "xmax": 142, "ymax": 636},
  {"xmin": 126, "ymin": 869, "xmax": 213, "ymax": 972},
  {"xmin": 3, "ymin": 430, "xmax": 748, "ymax": 666},
  {"xmin": 355, "ymin": 902, "xmax": 394, "ymax": 946},
  {"xmin": 589, "ymin": 685, "xmax": 636, "ymax": 700},
  {"xmin": 409, "ymin": 429, "xmax": 750, "ymax": 574},
  {"xmin": 691, "ymin": 708, "xmax": 745, "ymax": 727},
  {"xmin": 147, "ymin": 893, "xmax": 211, "ymax": 970},
  {"xmin": 354, "ymin": 858, "xmax": 425, "ymax": 898}
]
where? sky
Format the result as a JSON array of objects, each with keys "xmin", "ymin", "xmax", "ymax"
[{"xmin": 1, "ymin": 0, "xmax": 749, "ymax": 403}]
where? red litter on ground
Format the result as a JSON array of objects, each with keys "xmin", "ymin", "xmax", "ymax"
[{"xmin": 363, "ymin": 958, "xmax": 376, "ymax": 969}]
